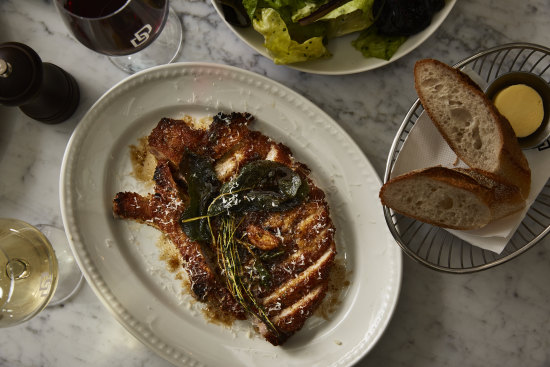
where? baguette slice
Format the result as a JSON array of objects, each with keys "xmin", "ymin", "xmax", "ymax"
[
  {"xmin": 414, "ymin": 59, "xmax": 531, "ymax": 199},
  {"xmin": 380, "ymin": 167, "xmax": 523, "ymax": 230},
  {"xmin": 454, "ymin": 168, "xmax": 525, "ymax": 221}
]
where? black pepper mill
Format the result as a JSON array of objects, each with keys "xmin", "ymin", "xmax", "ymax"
[{"xmin": 0, "ymin": 42, "xmax": 80, "ymax": 124}]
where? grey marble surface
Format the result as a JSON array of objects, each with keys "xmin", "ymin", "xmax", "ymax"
[{"xmin": 1, "ymin": 0, "xmax": 550, "ymax": 366}]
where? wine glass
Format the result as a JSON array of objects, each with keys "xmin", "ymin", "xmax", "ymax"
[
  {"xmin": 53, "ymin": 0, "xmax": 183, "ymax": 74},
  {"xmin": 0, "ymin": 218, "xmax": 83, "ymax": 327}
]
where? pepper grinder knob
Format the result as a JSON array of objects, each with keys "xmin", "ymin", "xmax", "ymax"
[{"xmin": 0, "ymin": 42, "xmax": 80, "ymax": 124}]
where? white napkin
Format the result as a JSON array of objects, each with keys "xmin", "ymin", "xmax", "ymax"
[{"xmin": 390, "ymin": 73, "xmax": 550, "ymax": 253}]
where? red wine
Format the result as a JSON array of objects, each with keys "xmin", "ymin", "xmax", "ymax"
[
  {"xmin": 64, "ymin": 0, "xmax": 129, "ymax": 18},
  {"xmin": 58, "ymin": 0, "xmax": 168, "ymax": 56}
]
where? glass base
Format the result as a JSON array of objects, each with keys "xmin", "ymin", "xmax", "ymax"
[
  {"xmin": 109, "ymin": 6, "xmax": 183, "ymax": 74},
  {"xmin": 36, "ymin": 225, "xmax": 83, "ymax": 306}
]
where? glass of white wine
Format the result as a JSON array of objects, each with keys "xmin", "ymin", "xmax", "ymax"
[{"xmin": 0, "ymin": 218, "xmax": 83, "ymax": 327}]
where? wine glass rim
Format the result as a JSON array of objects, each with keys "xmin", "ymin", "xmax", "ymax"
[{"xmin": 55, "ymin": 0, "xmax": 133, "ymax": 21}]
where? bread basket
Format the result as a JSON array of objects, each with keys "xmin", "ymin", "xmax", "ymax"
[{"xmin": 383, "ymin": 43, "xmax": 550, "ymax": 273}]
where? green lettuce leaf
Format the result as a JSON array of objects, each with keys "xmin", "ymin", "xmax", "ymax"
[
  {"xmin": 253, "ymin": 8, "xmax": 330, "ymax": 64},
  {"xmin": 351, "ymin": 26, "xmax": 406, "ymax": 60},
  {"xmin": 246, "ymin": 0, "xmax": 314, "ymax": 19},
  {"xmin": 321, "ymin": 0, "xmax": 372, "ymax": 20},
  {"xmin": 291, "ymin": 1, "xmax": 326, "ymax": 21},
  {"xmin": 242, "ymin": 0, "xmax": 258, "ymax": 20},
  {"xmin": 322, "ymin": 0, "xmax": 374, "ymax": 37},
  {"xmin": 290, "ymin": 0, "xmax": 374, "ymax": 38}
]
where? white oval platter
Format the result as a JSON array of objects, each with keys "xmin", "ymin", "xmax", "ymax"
[{"xmin": 60, "ymin": 62, "xmax": 402, "ymax": 367}]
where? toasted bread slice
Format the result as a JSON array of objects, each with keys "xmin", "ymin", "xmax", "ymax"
[
  {"xmin": 414, "ymin": 59, "xmax": 531, "ymax": 198},
  {"xmin": 381, "ymin": 167, "xmax": 497, "ymax": 230},
  {"xmin": 454, "ymin": 168, "xmax": 525, "ymax": 221}
]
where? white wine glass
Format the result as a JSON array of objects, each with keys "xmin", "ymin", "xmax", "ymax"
[
  {"xmin": 54, "ymin": 0, "xmax": 183, "ymax": 74},
  {"xmin": 0, "ymin": 218, "xmax": 83, "ymax": 327}
]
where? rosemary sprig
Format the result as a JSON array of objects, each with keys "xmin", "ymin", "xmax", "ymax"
[
  {"xmin": 237, "ymin": 238, "xmax": 271, "ymax": 287},
  {"xmin": 214, "ymin": 216, "xmax": 279, "ymax": 336}
]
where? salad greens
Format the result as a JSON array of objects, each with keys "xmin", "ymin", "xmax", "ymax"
[
  {"xmin": 235, "ymin": 0, "xmax": 443, "ymax": 65},
  {"xmin": 241, "ymin": 0, "xmax": 401, "ymax": 64},
  {"xmin": 253, "ymin": 8, "xmax": 329, "ymax": 64}
]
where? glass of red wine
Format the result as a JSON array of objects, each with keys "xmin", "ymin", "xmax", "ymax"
[{"xmin": 54, "ymin": 0, "xmax": 183, "ymax": 73}]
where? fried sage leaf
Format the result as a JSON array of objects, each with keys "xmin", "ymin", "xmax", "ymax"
[
  {"xmin": 208, "ymin": 160, "xmax": 309, "ymax": 216},
  {"xmin": 179, "ymin": 150, "xmax": 221, "ymax": 242}
]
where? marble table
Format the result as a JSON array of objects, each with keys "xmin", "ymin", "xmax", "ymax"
[{"xmin": 1, "ymin": 1, "xmax": 549, "ymax": 366}]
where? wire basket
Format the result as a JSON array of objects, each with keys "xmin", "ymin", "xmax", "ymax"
[{"xmin": 383, "ymin": 43, "xmax": 550, "ymax": 273}]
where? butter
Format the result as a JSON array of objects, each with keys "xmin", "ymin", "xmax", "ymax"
[{"xmin": 493, "ymin": 84, "xmax": 544, "ymax": 138}]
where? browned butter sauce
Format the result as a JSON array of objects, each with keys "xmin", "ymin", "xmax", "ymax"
[
  {"xmin": 129, "ymin": 137, "xmax": 157, "ymax": 184},
  {"xmin": 315, "ymin": 259, "xmax": 351, "ymax": 320}
]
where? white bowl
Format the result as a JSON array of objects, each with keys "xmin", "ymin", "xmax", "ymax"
[{"xmin": 211, "ymin": 0, "xmax": 457, "ymax": 75}]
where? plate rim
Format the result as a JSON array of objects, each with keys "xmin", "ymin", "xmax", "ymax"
[
  {"xmin": 60, "ymin": 61, "xmax": 403, "ymax": 366},
  {"xmin": 210, "ymin": 0, "xmax": 457, "ymax": 75}
]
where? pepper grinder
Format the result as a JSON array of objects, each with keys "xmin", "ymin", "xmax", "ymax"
[{"xmin": 0, "ymin": 42, "xmax": 80, "ymax": 124}]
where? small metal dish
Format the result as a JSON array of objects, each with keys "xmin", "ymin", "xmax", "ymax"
[{"xmin": 485, "ymin": 71, "xmax": 550, "ymax": 149}]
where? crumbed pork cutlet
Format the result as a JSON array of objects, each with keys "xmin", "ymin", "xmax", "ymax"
[{"xmin": 113, "ymin": 112, "xmax": 336, "ymax": 345}]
